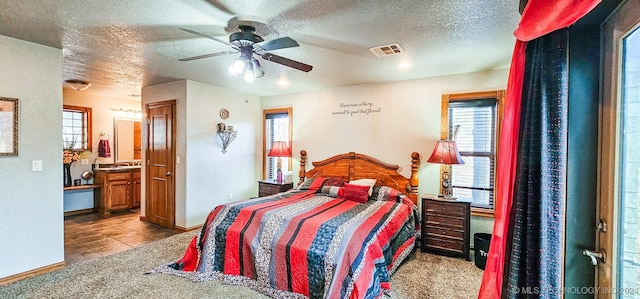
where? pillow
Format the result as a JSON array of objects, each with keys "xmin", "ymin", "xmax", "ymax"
[
  {"xmin": 342, "ymin": 183, "xmax": 370, "ymax": 203},
  {"xmin": 322, "ymin": 177, "xmax": 345, "ymax": 187},
  {"xmin": 296, "ymin": 177, "xmax": 327, "ymax": 191},
  {"xmin": 348, "ymin": 178, "xmax": 377, "ymax": 196},
  {"xmin": 318, "ymin": 178, "xmax": 345, "ymax": 197},
  {"xmin": 320, "ymin": 185, "xmax": 344, "ymax": 197},
  {"xmin": 370, "ymin": 185, "xmax": 404, "ymax": 202}
]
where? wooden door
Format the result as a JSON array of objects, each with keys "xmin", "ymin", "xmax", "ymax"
[
  {"xmin": 145, "ymin": 100, "xmax": 175, "ymax": 228},
  {"xmin": 597, "ymin": 1, "xmax": 640, "ymax": 296}
]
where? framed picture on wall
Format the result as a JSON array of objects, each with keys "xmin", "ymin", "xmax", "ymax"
[{"xmin": 0, "ymin": 97, "xmax": 19, "ymax": 156}]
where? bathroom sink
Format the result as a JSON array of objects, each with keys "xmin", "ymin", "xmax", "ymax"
[{"xmin": 115, "ymin": 165, "xmax": 141, "ymax": 169}]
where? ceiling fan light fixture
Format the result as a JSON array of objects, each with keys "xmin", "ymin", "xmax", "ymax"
[
  {"xmin": 64, "ymin": 79, "xmax": 91, "ymax": 91},
  {"xmin": 179, "ymin": 27, "xmax": 312, "ymax": 79},
  {"xmin": 229, "ymin": 58, "xmax": 247, "ymax": 75},
  {"xmin": 243, "ymin": 63, "xmax": 255, "ymax": 82},
  {"xmin": 243, "ymin": 72, "xmax": 255, "ymax": 82},
  {"xmin": 253, "ymin": 67, "xmax": 265, "ymax": 79},
  {"xmin": 227, "ymin": 64, "xmax": 238, "ymax": 75},
  {"xmin": 228, "ymin": 64, "xmax": 238, "ymax": 75},
  {"xmin": 251, "ymin": 59, "xmax": 265, "ymax": 78}
]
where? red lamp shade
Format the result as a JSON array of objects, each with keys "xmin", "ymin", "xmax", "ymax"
[
  {"xmin": 427, "ymin": 140, "xmax": 465, "ymax": 165},
  {"xmin": 267, "ymin": 141, "xmax": 292, "ymax": 158}
]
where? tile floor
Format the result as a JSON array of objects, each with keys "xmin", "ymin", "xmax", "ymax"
[{"xmin": 64, "ymin": 210, "xmax": 182, "ymax": 265}]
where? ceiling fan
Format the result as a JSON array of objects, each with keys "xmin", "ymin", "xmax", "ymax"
[{"xmin": 178, "ymin": 24, "xmax": 313, "ymax": 81}]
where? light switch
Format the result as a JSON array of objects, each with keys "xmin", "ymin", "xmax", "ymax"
[
  {"xmin": 176, "ymin": 156, "xmax": 181, "ymax": 164},
  {"xmin": 32, "ymin": 160, "xmax": 43, "ymax": 172}
]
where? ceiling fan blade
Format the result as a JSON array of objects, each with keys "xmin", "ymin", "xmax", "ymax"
[
  {"xmin": 178, "ymin": 28, "xmax": 230, "ymax": 46},
  {"xmin": 261, "ymin": 53, "xmax": 313, "ymax": 72},
  {"xmin": 255, "ymin": 37, "xmax": 299, "ymax": 52},
  {"xmin": 179, "ymin": 51, "xmax": 237, "ymax": 61}
]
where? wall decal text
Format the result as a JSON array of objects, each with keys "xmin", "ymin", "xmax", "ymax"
[{"xmin": 332, "ymin": 101, "xmax": 382, "ymax": 116}]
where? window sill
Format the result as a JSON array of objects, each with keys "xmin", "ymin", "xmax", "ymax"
[{"xmin": 471, "ymin": 207, "xmax": 495, "ymax": 218}]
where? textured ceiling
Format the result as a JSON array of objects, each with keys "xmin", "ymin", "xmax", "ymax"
[{"xmin": 0, "ymin": 0, "xmax": 520, "ymax": 99}]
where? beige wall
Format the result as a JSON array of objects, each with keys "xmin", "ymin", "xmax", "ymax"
[
  {"xmin": 0, "ymin": 35, "xmax": 63, "ymax": 279},
  {"xmin": 261, "ymin": 69, "xmax": 509, "ymax": 238}
]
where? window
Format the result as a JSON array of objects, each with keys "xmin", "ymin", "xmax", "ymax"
[
  {"xmin": 263, "ymin": 108, "xmax": 292, "ymax": 180},
  {"xmin": 63, "ymin": 105, "xmax": 92, "ymax": 151},
  {"xmin": 441, "ymin": 91, "xmax": 504, "ymax": 216}
]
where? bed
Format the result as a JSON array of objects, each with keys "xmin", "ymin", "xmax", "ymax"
[{"xmin": 151, "ymin": 151, "xmax": 421, "ymax": 299}]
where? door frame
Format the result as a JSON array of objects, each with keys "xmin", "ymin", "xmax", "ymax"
[
  {"xmin": 598, "ymin": 0, "xmax": 640, "ymax": 294},
  {"xmin": 143, "ymin": 99, "xmax": 176, "ymax": 228}
]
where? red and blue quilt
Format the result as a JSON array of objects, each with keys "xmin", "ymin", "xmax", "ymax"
[{"xmin": 151, "ymin": 183, "xmax": 418, "ymax": 299}]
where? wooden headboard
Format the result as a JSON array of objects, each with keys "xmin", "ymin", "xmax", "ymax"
[{"xmin": 298, "ymin": 150, "xmax": 420, "ymax": 204}]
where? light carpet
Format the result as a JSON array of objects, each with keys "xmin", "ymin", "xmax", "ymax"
[{"xmin": 0, "ymin": 232, "xmax": 483, "ymax": 298}]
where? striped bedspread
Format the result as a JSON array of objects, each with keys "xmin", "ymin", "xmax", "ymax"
[{"xmin": 153, "ymin": 185, "xmax": 418, "ymax": 299}]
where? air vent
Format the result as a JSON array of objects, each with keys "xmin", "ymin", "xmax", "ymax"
[{"xmin": 369, "ymin": 43, "xmax": 404, "ymax": 57}]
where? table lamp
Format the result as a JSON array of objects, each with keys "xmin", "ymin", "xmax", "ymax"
[
  {"xmin": 427, "ymin": 140, "xmax": 465, "ymax": 197},
  {"xmin": 267, "ymin": 141, "xmax": 292, "ymax": 184}
]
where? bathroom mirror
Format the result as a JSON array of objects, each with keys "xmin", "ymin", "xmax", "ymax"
[{"xmin": 114, "ymin": 118, "xmax": 141, "ymax": 163}]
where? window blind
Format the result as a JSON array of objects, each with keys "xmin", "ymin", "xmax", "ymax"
[{"xmin": 448, "ymin": 99, "xmax": 497, "ymax": 209}]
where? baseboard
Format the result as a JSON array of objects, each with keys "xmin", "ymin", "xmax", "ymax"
[
  {"xmin": 138, "ymin": 217, "xmax": 199, "ymax": 232},
  {"xmin": 63, "ymin": 208, "xmax": 94, "ymax": 217},
  {"xmin": 174, "ymin": 224, "xmax": 201, "ymax": 232},
  {"xmin": 0, "ymin": 262, "xmax": 65, "ymax": 286}
]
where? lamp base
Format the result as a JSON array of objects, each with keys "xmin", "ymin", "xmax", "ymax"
[
  {"xmin": 441, "ymin": 170, "xmax": 453, "ymax": 197},
  {"xmin": 276, "ymin": 168, "xmax": 283, "ymax": 184}
]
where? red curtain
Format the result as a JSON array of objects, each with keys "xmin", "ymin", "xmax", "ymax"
[
  {"xmin": 478, "ymin": 1, "xmax": 601, "ymax": 298},
  {"xmin": 478, "ymin": 41, "xmax": 526, "ymax": 299},
  {"xmin": 514, "ymin": 0, "xmax": 602, "ymax": 41}
]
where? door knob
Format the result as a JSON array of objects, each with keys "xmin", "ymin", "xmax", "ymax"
[
  {"xmin": 583, "ymin": 249, "xmax": 606, "ymax": 266},
  {"xmin": 165, "ymin": 171, "xmax": 172, "ymax": 176}
]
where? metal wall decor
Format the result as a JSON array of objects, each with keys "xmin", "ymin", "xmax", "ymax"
[
  {"xmin": 217, "ymin": 122, "xmax": 237, "ymax": 153},
  {"xmin": 220, "ymin": 108, "xmax": 229, "ymax": 120}
]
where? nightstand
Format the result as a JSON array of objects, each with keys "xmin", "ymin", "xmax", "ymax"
[
  {"xmin": 258, "ymin": 180, "xmax": 294, "ymax": 197},
  {"xmin": 421, "ymin": 195, "xmax": 471, "ymax": 260}
]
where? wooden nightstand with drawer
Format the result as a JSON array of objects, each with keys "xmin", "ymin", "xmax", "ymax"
[
  {"xmin": 421, "ymin": 196, "xmax": 471, "ymax": 260},
  {"xmin": 258, "ymin": 180, "xmax": 294, "ymax": 197}
]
